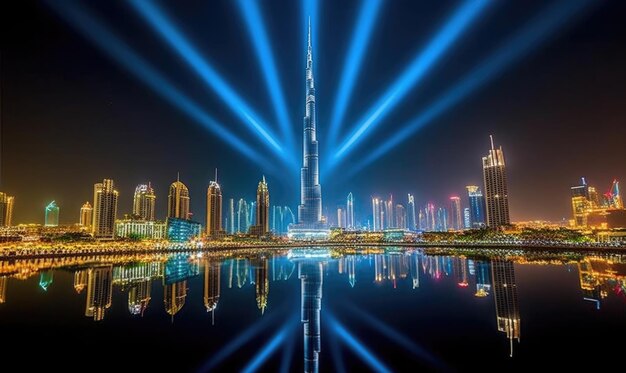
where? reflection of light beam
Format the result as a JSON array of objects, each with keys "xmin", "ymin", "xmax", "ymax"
[
  {"xmin": 332, "ymin": 0, "xmax": 490, "ymax": 166},
  {"xmin": 241, "ymin": 325, "xmax": 290, "ymax": 373},
  {"xmin": 236, "ymin": 0, "xmax": 295, "ymax": 152},
  {"xmin": 343, "ymin": 303, "xmax": 444, "ymax": 369},
  {"xmin": 279, "ymin": 327, "xmax": 296, "ymax": 373},
  {"xmin": 128, "ymin": 0, "xmax": 286, "ymax": 159},
  {"xmin": 327, "ymin": 0, "xmax": 384, "ymax": 150},
  {"xmin": 328, "ymin": 327, "xmax": 347, "ymax": 373},
  {"xmin": 44, "ymin": 1, "xmax": 272, "ymax": 172},
  {"xmin": 349, "ymin": 0, "xmax": 595, "ymax": 175},
  {"xmin": 327, "ymin": 314, "xmax": 392, "ymax": 373}
]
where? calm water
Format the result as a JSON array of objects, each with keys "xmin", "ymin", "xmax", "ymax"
[{"xmin": 1, "ymin": 248, "xmax": 624, "ymax": 372}]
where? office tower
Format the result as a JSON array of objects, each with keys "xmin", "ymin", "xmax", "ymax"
[
  {"xmin": 571, "ymin": 177, "xmax": 592, "ymax": 227},
  {"xmin": 418, "ymin": 209, "xmax": 426, "ymax": 231},
  {"xmin": 164, "ymin": 281, "xmax": 187, "ymax": 318},
  {"xmin": 449, "ymin": 196, "xmax": 462, "ymax": 230},
  {"xmin": 167, "ymin": 174, "xmax": 190, "ymax": 220},
  {"xmin": 298, "ymin": 260, "xmax": 323, "ymax": 373},
  {"xmin": 256, "ymin": 176, "xmax": 270, "ymax": 234},
  {"xmin": 426, "ymin": 203, "xmax": 436, "ymax": 231},
  {"xmin": 237, "ymin": 199, "xmax": 249, "ymax": 233},
  {"xmin": 372, "ymin": 198, "xmax": 382, "ymax": 231},
  {"xmin": 407, "ymin": 194, "xmax": 416, "ymax": 231},
  {"xmin": 85, "ymin": 266, "xmax": 113, "ymax": 321},
  {"xmin": 0, "ymin": 192, "xmax": 15, "ymax": 227},
  {"xmin": 491, "ymin": 259, "xmax": 520, "ymax": 357},
  {"xmin": 116, "ymin": 219, "xmax": 167, "ymax": 239},
  {"xmin": 79, "ymin": 201, "xmax": 93, "ymax": 229},
  {"xmin": 128, "ymin": 280, "xmax": 151, "ymax": 316},
  {"xmin": 204, "ymin": 260, "xmax": 221, "ymax": 321},
  {"xmin": 436, "ymin": 207, "xmax": 448, "ymax": 231},
  {"xmin": 93, "ymin": 179, "xmax": 119, "ymax": 239},
  {"xmin": 463, "ymin": 207, "xmax": 471, "ymax": 229},
  {"xmin": 297, "ymin": 22, "xmax": 323, "ymax": 227},
  {"xmin": 482, "ymin": 136, "xmax": 510, "ymax": 228},
  {"xmin": 466, "ymin": 185, "xmax": 486, "ymax": 228},
  {"xmin": 73, "ymin": 270, "xmax": 88, "ymax": 294},
  {"xmin": 228, "ymin": 198, "xmax": 235, "ymax": 234},
  {"xmin": 337, "ymin": 207, "xmax": 346, "ymax": 228},
  {"xmin": 133, "ymin": 183, "xmax": 156, "ymax": 221},
  {"xmin": 395, "ymin": 204, "xmax": 407, "ymax": 229},
  {"xmin": 248, "ymin": 201, "xmax": 256, "ymax": 227},
  {"xmin": 606, "ymin": 179, "xmax": 622, "ymax": 209},
  {"xmin": 166, "ymin": 218, "xmax": 202, "ymax": 242},
  {"xmin": 346, "ymin": 192, "xmax": 354, "ymax": 229},
  {"xmin": 206, "ymin": 171, "xmax": 223, "ymax": 237},
  {"xmin": 385, "ymin": 195, "xmax": 394, "ymax": 228},
  {"xmin": 255, "ymin": 257, "xmax": 269, "ymax": 314},
  {"xmin": 44, "ymin": 201, "xmax": 59, "ymax": 226}
]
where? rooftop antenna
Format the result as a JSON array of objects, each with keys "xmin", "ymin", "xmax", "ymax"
[
  {"xmin": 215, "ymin": 168, "xmax": 218, "ymax": 183},
  {"xmin": 177, "ymin": 172, "xmax": 180, "ymax": 182},
  {"xmin": 489, "ymin": 135, "xmax": 495, "ymax": 151}
]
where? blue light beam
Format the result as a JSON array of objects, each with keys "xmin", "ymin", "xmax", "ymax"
[
  {"xmin": 241, "ymin": 324, "xmax": 291, "ymax": 373},
  {"xmin": 327, "ymin": 314, "xmax": 392, "ymax": 373},
  {"xmin": 350, "ymin": 0, "xmax": 596, "ymax": 175},
  {"xmin": 236, "ymin": 0, "xmax": 296, "ymax": 153},
  {"xmin": 333, "ymin": 0, "xmax": 490, "ymax": 165},
  {"xmin": 45, "ymin": 0, "xmax": 273, "ymax": 173},
  {"xmin": 128, "ymin": 0, "xmax": 288, "ymax": 162},
  {"xmin": 327, "ymin": 0, "xmax": 384, "ymax": 151}
]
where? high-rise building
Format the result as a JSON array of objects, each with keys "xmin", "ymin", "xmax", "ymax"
[
  {"xmin": 227, "ymin": 198, "xmax": 235, "ymax": 234},
  {"xmin": 133, "ymin": 183, "xmax": 156, "ymax": 221},
  {"xmin": 482, "ymin": 136, "xmax": 510, "ymax": 228},
  {"xmin": 93, "ymin": 179, "xmax": 119, "ymax": 239},
  {"xmin": 372, "ymin": 198, "xmax": 382, "ymax": 231},
  {"xmin": 463, "ymin": 207, "xmax": 471, "ymax": 229},
  {"xmin": 166, "ymin": 217, "xmax": 202, "ymax": 242},
  {"xmin": 116, "ymin": 219, "xmax": 167, "ymax": 240},
  {"xmin": 237, "ymin": 199, "xmax": 249, "ymax": 233},
  {"xmin": 407, "ymin": 194, "xmax": 416, "ymax": 231},
  {"xmin": 0, "ymin": 192, "xmax": 15, "ymax": 227},
  {"xmin": 449, "ymin": 196, "xmax": 462, "ymax": 230},
  {"xmin": 167, "ymin": 174, "xmax": 190, "ymax": 220},
  {"xmin": 436, "ymin": 207, "xmax": 448, "ymax": 231},
  {"xmin": 44, "ymin": 200, "xmax": 59, "ymax": 226},
  {"xmin": 466, "ymin": 185, "xmax": 486, "ymax": 228},
  {"xmin": 491, "ymin": 259, "xmax": 520, "ymax": 357},
  {"xmin": 206, "ymin": 172, "xmax": 222, "ymax": 237},
  {"xmin": 395, "ymin": 204, "xmax": 407, "ymax": 229},
  {"xmin": 336, "ymin": 207, "xmax": 345, "ymax": 228},
  {"xmin": 385, "ymin": 195, "xmax": 394, "ymax": 229},
  {"xmin": 606, "ymin": 179, "xmax": 622, "ymax": 209},
  {"xmin": 79, "ymin": 201, "xmax": 93, "ymax": 229},
  {"xmin": 426, "ymin": 203, "xmax": 436, "ymax": 231},
  {"xmin": 85, "ymin": 266, "xmax": 113, "ymax": 321},
  {"xmin": 255, "ymin": 176, "xmax": 269, "ymax": 234},
  {"xmin": 346, "ymin": 192, "xmax": 354, "ymax": 229},
  {"xmin": 296, "ymin": 22, "xmax": 323, "ymax": 227},
  {"xmin": 571, "ymin": 178, "xmax": 591, "ymax": 227}
]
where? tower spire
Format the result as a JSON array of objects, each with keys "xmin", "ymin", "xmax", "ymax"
[
  {"xmin": 490, "ymin": 135, "xmax": 495, "ymax": 151},
  {"xmin": 308, "ymin": 17, "xmax": 312, "ymax": 50},
  {"xmin": 177, "ymin": 172, "xmax": 180, "ymax": 182},
  {"xmin": 214, "ymin": 168, "xmax": 218, "ymax": 183}
]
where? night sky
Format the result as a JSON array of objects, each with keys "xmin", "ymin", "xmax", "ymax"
[{"xmin": 2, "ymin": 0, "xmax": 625, "ymax": 225}]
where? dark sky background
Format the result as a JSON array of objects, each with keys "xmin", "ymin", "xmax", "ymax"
[{"xmin": 1, "ymin": 0, "xmax": 625, "ymax": 225}]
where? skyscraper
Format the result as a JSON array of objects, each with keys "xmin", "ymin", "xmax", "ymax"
[
  {"xmin": 426, "ymin": 203, "xmax": 436, "ymax": 231},
  {"xmin": 372, "ymin": 198, "xmax": 382, "ymax": 231},
  {"xmin": 44, "ymin": 200, "xmax": 59, "ymax": 226},
  {"xmin": 206, "ymin": 171, "xmax": 222, "ymax": 237},
  {"xmin": 491, "ymin": 259, "xmax": 521, "ymax": 357},
  {"xmin": 93, "ymin": 179, "xmax": 119, "ymax": 239},
  {"xmin": 133, "ymin": 183, "xmax": 156, "ymax": 221},
  {"xmin": 79, "ymin": 201, "xmax": 93, "ymax": 229},
  {"xmin": 228, "ymin": 198, "xmax": 235, "ymax": 234},
  {"xmin": 571, "ymin": 177, "xmax": 591, "ymax": 227},
  {"xmin": 395, "ymin": 204, "xmax": 407, "ymax": 229},
  {"xmin": 237, "ymin": 199, "xmax": 249, "ymax": 233},
  {"xmin": 346, "ymin": 192, "xmax": 354, "ymax": 229},
  {"xmin": 606, "ymin": 179, "xmax": 622, "ymax": 209},
  {"xmin": 0, "ymin": 192, "xmax": 14, "ymax": 227},
  {"xmin": 482, "ymin": 136, "xmax": 510, "ymax": 228},
  {"xmin": 167, "ymin": 174, "xmax": 190, "ymax": 220},
  {"xmin": 256, "ymin": 176, "xmax": 269, "ymax": 234},
  {"xmin": 385, "ymin": 195, "xmax": 394, "ymax": 229},
  {"xmin": 449, "ymin": 196, "xmax": 462, "ymax": 230},
  {"xmin": 407, "ymin": 194, "xmax": 416, "ymax": 231},
  {"xmin": 466, "ymin": 185, "xmax": 486, "ymax": 228},
  {"xmin": 463, "ymin": 207, "xmax": 471, "ymax": 229},
  {"xmin": 297, "ymin": 22, "xmax": 322, "ymax": 227},
  {"xmin": 337, "ymin": 207, "xmax": 346, "ymax": 228},
  {"xmin": 436, "ymin": 207, "xmax": 448, "ymax": 231}
]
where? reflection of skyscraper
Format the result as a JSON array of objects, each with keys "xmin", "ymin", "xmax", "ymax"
[
  {"xmin": 407, "ymin": 194, "xmax": 416, "ymax": 231},
  {"xmin": 164, "ymin": 281, "xmax": 187, "ymax": 318},
  {"xmin": 0, "ymin": 277, "xmax": 7, "ymax": 303},
  {"xmin": 167, "ymin": 175, "xmax": 190, "ymax": 220},
  {"xmin": 79, "ymin": 202, "xmax": 93, "ymax": 229},
  {"xmin": 491, "ymin": 259, "xmax": 520, "ymax": 357},
  {"xmin": 204, "ymin": 260, "xmax": 221, "ymax": 319},
  {"xmin": 475, "ymin": 260, "xmax": 492, "ymax": 297},
  {"xmin": 346, "ymin": 255, "xmax": 356, "ymax": 288},
  {"xmin": 482, "ymin": 136, "xmax": 510, "ymax": 228},
  {"xmin": 93, "ymin": 179, "xmax": 119, "ymax": 239},
  {"xmin": 236, "ymin": 259, "xmax": 248, "ymax": 288},
  {"xmin": 133, "ymin": 183, "xmax": 156, "ymax": 221},
  {"xmin": 39, "ymin": 271, "xmax": 54, "ymax": 291},
  {"xmin": 85, "ymin": 266, "xmax": 113, "ymax": 321},
  {"xmin": 254, "ymin": 258, "xmax": 269, "ymax": 314},
  {"xmin": 0, "ymin": 192, "xmax": 14, "ymax": 227},
  {"xmin": 45, "ymin": 201, "xmax": 59, "ymax": 226},
  {"xmin": 454, "ymin": 257, "xmax": 469, "ymax": 287},
  {"xmin": 346, "ymin": 193, "xmax": 354, "ymax": 229},
  {"xmin": 299, "ymin": 261, "xmax": 323, "ymax": 373},
  {"xmin": 74, "ymin": 270, "xmax": 88, "ymax": 293},
  {"xmin": 409, "ymin": 252, "xmax": 420, "ymax": 289},
  {"xmin": 466, "ymin": 185, "xmax": 486, "ymax": 228},
  {"xmin": 128, "ymin": 280, "xmax": 152, "ymax": 316}
]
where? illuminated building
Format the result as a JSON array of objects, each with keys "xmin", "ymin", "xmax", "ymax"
[
  {"xmin": 571, "ymin": 178, "xmax": 625, "ymax": 228},
  {"xmin": 271, "ymin": 206, "xmax": 295, "ymax": 235},
  {"xmin": 128, "ymin": 280, "xmax": 152, "ymax": 316},
  {"xmin": 466, "ymin": 185, "xmax": 486, "ymax": 228},
  {"xmin": 167, "ymin": 174, "xmax": 190, "ymax": 220},
  {"xmin": 418, "ymin": 209, "xmax": 426, "ymax": 231},
  {"xmin": 436, "ymin": 207, "xmax": 448, "ymax": 231},
  {"xmin": 254, "ymin": 257, "xmax": 269, "ymax": 314},
  {"xmin": 253, "ymin": 176, "xmax": 270, "ymax": 235},
  {"xmin": 164, "ymin": 280, "xmax": 187, "ymax": 318},
  {"xmin": 571, "ymin": 177, "xmax": 592, "ymax": 227},
  {"xmin": 298, "ymin": 260, "xmax": 323, "ymax": 373},
  {"xmin": 227, "ymin": 198, "xmax": 235, "ymax": 234},
  {"xmin": 115, "ymin": 219, "xmax": 167, "ymax": 239},
  {"xmin": 475, "ymin": 260, "xmax": 491, "ymax": 297},
  {"xmin": 385, "ymin": 196, "xmax": 394, "ymax": 228},
  {"xmin": 463, "ymin": 207, "xmax": 471, "ymax": 229},
  {"xmin": 237, "ymin": 199, "xmax": 249, "ymax": 233},
  {"xmin": 0, "ymin": 192, "xmax": 14, "ymax": 227},
  {"xmin": 133, "ymin": 183, "xmax": 156, "ymax": 221},
  {"xmin": 204, "ymin": 260, "xmax": 221, "ymax": 319},
  {"xmin": 248, "ymin": 201, "xmax": 256, "ymax": 228},
  {"xmin": 482, "ymin": 136, "xmax": 510, "ymax": 228},
  {"xmin": 39, "ymin": 271, "xmax": 54, "ymax": 291},
  {"xmin": 166, "ymin": 217, "xmax": 202, "ymax": 242},
  {"xmin": 85, "ymin": 266, "xmax": 113, "ymax": 321},
  {"xmin": 395, "ymin": 204, "xmax": 406, "ymax": 229},
  {"xmin": 206, "ymin": 170, "xmax": 223, "ymax": 238},
  {"xmin": 491, "ymin": 259, "xmax": 520, "ymax": 357},
  {"xmin": 79, "ymin": 201, "xmax": 93, "ymax": 229},
  {"xmin": 0, "ymin": 277, "xmax": 6, "ymax": 303},
  {"xmin": 73, "ymin": 270, "xmax": 87, "ymax": 294},
  {"xmin": 426, "ymin": 203, "xmax": 436, "ymax": 231},
  {"xmin": 337, "ymin": 207, "xmax": 346, "ymax": 228},
  {"xmin": 449, "ymin": 196, "xmax": 462, "ymax": 230},
  {"xmin": 93, "ymin": 179, "xmax": 119, "ymax": 239},
  {"xmin": 407, "ymin": 194, "xmax": 416, "ymax": 231},
  {"xmin": 346, "ymin": 192, "xmax": 354, "ymax": 229},
  {"xmin": 44, "ymin": 201, "xmax": 59, "ymax": 226},
  {"xmin": 372, "ymin": 198, "xmax": 382, "ymax": 231},
  {"xmin": 605, "ymin": 179, "xmax": 622, "ymax": 209}
]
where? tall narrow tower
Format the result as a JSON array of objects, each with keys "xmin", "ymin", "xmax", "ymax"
[
  {"xmin": 298, "ymin": 20, "xmax": 323, "ymax": 226},
  {"xmin": 482, "ymin": 136, "xmax": 510, "ymax": 228},
  {"xmin": 206, "ymin": 169, "xmax": 222, "ymax": 237},
  {"xmin": 256, "ymin": 176, "xmax": 270, "ymax": 234},
  {"xmin": 93, "ymin": 179, "xmax": 118, "ymax": 239}
]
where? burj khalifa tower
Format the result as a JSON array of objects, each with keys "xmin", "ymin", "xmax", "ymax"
[{"xmin": 297, "ymin": 21, "xmax": 323, "ymax": 226}]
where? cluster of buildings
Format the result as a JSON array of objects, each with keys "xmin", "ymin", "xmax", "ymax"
[{"xmin": 570, "ymin": 178, "xmax": 625, "ymax": 229}]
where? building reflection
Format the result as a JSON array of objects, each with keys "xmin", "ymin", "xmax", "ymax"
[
  {"xmin": 73, "ymin": 270, "xmax": 87, "ymax": 294},
  {"xmin": 128, "ymin": 280, "xmax": 151, "ymax": 316},
  {"xmin": 409, "ymin": 252, "xmax": 420, "ymax": 289},
  {"xmin": 39, "ymin": 271, "xmax": 53, "ymax": 291},
  {"xmin": 0, "ymin": 276, "xmax": 6, "ymax": 303},
  {"xmin": 491, "ymin": 259, "xmax": 521, "ymax": 357},
  {"xmin": 164, "ymin": 280, "xmax": 187, "ymax": 319},
  {"xmin": 85, "ymin": 266, "xmax": 113, "ymax": 321},
  {"xmin": 578, "ymin": 257, "xmax": 626, "ymax": 309},
  {"xmin": 254, "ymin": 257, "xmax": 269, "ymax": 314},
  {"xmin": 299, "ymin": 260, "xmax": 323, "ymax": 373},
  {"xmin": 474, "ymin": 260, "xmax": 492, "ymax": 297},
  {"xmin": 236, "ymin": 259, "xmax": 249, "ymax": 288},
  {"xmin": 204, "ymin": 259, "xmax": 220, "ymax": 322}
]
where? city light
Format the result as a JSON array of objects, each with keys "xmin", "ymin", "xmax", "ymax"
[
  {"xmin": 327, "ymin": 0, "xmax": 384, "ymax": 151},
  {"xmin": 241, "ymin": 323, "xmax": 292, "ymax": 373},
  {"xmin": 331, "ymin": 0, "xmax": 490, "ymax": 168},
  {"xmin": 44, "ymin": 1, "xmax": 275, "ymax": 173},
  {"xmin": 348, "ymin": 0, "xmax": 596, "ymax": 175},
  {"xmin": 236, "ymin": 0, "xmax": 296, "ymax": 154},
  {"xmin": 127, "ymin": 0, "xmax": 288, "ymax": 162}
]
